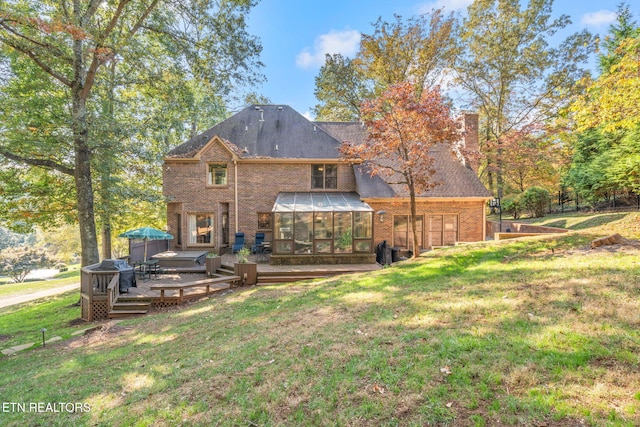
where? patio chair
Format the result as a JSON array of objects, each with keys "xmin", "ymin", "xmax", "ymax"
[
  {"xmin": 232, "ymin": 232, "xmax": 245, "ymax": 253},
  {"xmin": 251, "ymin": 232, "xmax": 265, "ymax": 253}
]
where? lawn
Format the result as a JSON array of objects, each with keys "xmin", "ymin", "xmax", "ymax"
[
  {"xmin": 0, "ymin": 264, "xmax": 81, "ymax": 298},
  {"xmin": 0, "ymin": 214, "xmax": 639, "ymax": 426},
  {"xmin": 513, "ymin": 211, "xmax": 640, "ymax": 239},
  {"xmin": 0, "ymin": 290, "xmax": 84, "ymax": 350}
]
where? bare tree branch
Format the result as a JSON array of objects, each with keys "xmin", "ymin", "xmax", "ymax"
[
  {"xmin": 0, "ymin": 150, "xmax": 75, "ymax": 176},
  {"xmin": 0, "ymin": 36, "xmax": 73, "ymax": 87}
]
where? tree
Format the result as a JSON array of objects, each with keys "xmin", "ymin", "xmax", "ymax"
[
  {"xmin": 313, "ymin": 54, "xmax": 371, "ymax": 121},
  {"xmin": 313, "ymin": 10, "xmax": 457, "ymax": 120},
  {"xmin": 357, "ymin": 11, "xmax": 457, "ymax": 95},
  {"xmin": 0, "ymin": 227, "xmax": 35, "ymax": 252},
  {"xmin": 520, "ymin": 186, "xmax": 550, "ymax": 218},
  {"xmin": 571, "ymin": 36, "xmax": 640, "ymax": 133},
  {"xmin": 599, "ymin": 2, "xmax": 639, "ymax": 73},
  {"xmin": 454, "ymin": 0, "xmax": 594, "ymax": 197},
  {"xmin": 341, "ymin": 82, "xmax": 460, "ymax": 258},
  {"xmin": 0, "ymin": 245, "xmax": 55, "ymax": 283},
  {"xmin": 564, "ymin": 10, "xmax": 640, "ymax": 201},
  {"xmin": 0, "ymin": 0, "xmax": 263, "ymax": 265},
  {"xmin": 491, "ymin": 124, "xmax": 560, "ymax": 193}
]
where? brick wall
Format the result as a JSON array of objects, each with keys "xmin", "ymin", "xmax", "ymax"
[
  {"xmin": 164, "ymin": 138, "xmax": 358, "ymax": 251},
  {"xmin": 164, "ymin": 138, "xmax": 487, "ymax": 253},
  {"xmin": 366, "ymin": 199, "xmax": 486, "ymax": 249}
]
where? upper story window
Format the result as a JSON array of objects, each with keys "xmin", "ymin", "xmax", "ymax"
[
  {"xmin": 208, "ymin": 164, "xmax": 228, "ymax": 186},
  {"xmin": 311, "ymin": 164, "xmax": 337, "ymax": 190}
]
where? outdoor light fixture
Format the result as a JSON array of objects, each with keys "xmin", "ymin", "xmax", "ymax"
[
  {"xmin": 376, "ymin": 210, "xmax": 387, "ymax": 222},
  {"xmin": 41, "ymin": 328, "xmax": 47, "ymax": 347},
  {"xmin": 489, "ymin": 198, "xmax": 502, "ymax": 233}
]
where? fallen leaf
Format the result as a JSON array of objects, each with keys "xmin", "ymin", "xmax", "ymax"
[
  {"xmin": 445, "ymin": 402, "xmax": 453, "ymax": 408},
  {"xmin": 372, "ymin": 383, "xmax": 385, "ymax": 394},
  {"xmin": 440, "ymin": 366, "xmax": 452, "ymax": 375}
]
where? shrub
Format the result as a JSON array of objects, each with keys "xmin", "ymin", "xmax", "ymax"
[
  {"xmin": 501, "ymin": 195, "xmax": 523, "ymax": 219},
  {"xmin": 235, "ymin": 247, "xmax": 250, "ymax": 263},
  {"xmin": 521, "ymin": 186, "xmax": 550, "ymax": 218},
  {"xmin": 54, "ymin": 263, "xmax": 68, "ymax": 272},
  {"xmin": 0, "ymin": 246, "xmax": 55, "ymax": 283}
]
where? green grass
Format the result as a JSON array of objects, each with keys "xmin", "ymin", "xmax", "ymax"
[
  {"xmin": 0, "ymin": 264, "xmax": 81, "ymax": 298},
  {"xmin": 516, "ymin": 211, "xmax": 640, "ymax": 239},
  {"xmin": 0, "ymin": 217, "xmax": 639, "ymax": 426},
  {"xmin": 0, "ymin": 290, "xmax": 84, "ymax": 349}
]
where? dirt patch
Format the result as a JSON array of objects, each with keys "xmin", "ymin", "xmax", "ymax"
[
  {"xmin": 67, "ymin": 318, "xmax": 89, "ymax": 327},
  {"xmin": 0, "ymin": 334, "xmax": 11, "ymax": 342},
  {"xmin": 61, "ymin": 322, "xmax": 132, "ymax": 350}
]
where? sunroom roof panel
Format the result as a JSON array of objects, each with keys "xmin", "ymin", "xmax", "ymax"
[{"xmin": 272, "ymin": 192, "xmax": 373, "ymax": 212}]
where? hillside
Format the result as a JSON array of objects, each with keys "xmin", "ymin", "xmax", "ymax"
[{"xmin": 1, "ymin": 213, "xmax": 639, "ymax": 426}]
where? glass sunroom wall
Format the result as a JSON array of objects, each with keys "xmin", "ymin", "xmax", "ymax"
[
  {"xmin": 353, "ymin": 211, "xmax": 373, "ymax": 252},
  {"xmin": 313, "ymin": 212, "xmax": 333, "ymax": 253},
  {"xmin": 274, "ymin": 212, "xmax": 293, "ymax": 253},
  {"xmin": 334, "ymin": 212, "xmax": 353, "ymax": 253},
  {"xmin": 294, "ymin": 212, "xmax": 313, "ymax": 254}
]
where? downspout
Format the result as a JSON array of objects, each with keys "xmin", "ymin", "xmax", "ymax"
[
  {"xmin": 483, "ymin": 200, "xmax": 487, "ymax": 241},
  {"xmin": 234, "ymin": 160, "xmax": 239, "ymax": 233}
]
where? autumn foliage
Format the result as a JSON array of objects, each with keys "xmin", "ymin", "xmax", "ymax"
[
  {"xmin": 341, "ymin": 82, "xmax": 461, "ymax": 257},
  {"xmin": 341, "ymin": 82, "xmax": 460, "ymax": 192}
]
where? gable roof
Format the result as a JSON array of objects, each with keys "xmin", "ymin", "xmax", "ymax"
[
  {"xmin": 167, "ymin": 105, "xmax": 342, "ymax": 159},
  {"xmin": 165, "ymin": 104, "xmax": 491, "ymax": 199}
]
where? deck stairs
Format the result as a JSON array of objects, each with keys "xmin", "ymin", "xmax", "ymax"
[
  {"xmin": 108, "ymin": 295, "xmax": 152, "ymax": 319},
  {"xmin": 218, "ymin": 264, "xmax": 330, "ymax": 285}
]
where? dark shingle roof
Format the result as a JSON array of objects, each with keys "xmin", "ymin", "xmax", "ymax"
[
  {"xmin": 354, "ymin": 144, "xmax": 492, "ymax": 199},
  {"xmin": 167, "ymin": 105, "xmax": 342, "ymax": 159},
  {"xmin": 166, "ymin": 105, "xmax": 490, "ymax": 199},
  {"xmin": 314, "ymin": 121, "xmax": 368, "ymax": 145}
]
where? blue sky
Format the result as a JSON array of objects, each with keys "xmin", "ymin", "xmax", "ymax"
[{"xmin": 246, "ymin": 0, "xmax": 640, "ymax": 118}]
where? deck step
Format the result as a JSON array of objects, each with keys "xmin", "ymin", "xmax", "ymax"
[
  {"xmin": 112, "ymin": 302, "xmax": 151, "ymax": 310},
  {"xmin": 257, "ymin": 275, "xmax": 328, "ymax": 284},
  {"xmin": 218, "ymin": 265, "xmax": 236, "ymax": 275},
  {"xmin": 108, "ymin": 309, "xmax": 148, "ymax": 318}
]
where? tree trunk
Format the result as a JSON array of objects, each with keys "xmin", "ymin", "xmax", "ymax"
[
  {"xmin": 408, "ymin": 180, "xmax": 420, "ymax": 259},
  {"xmin": 72, "ymin": 28, "xmax": 99, "ymax": 267},
  {"xmin": 73, "ymin": 96, "xmax": 100, "ymax": 267}
]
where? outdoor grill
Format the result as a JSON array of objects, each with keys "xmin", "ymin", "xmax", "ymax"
[{"xmin": 94, "ymin": 259, "xmax": 136, "ymax": 293}]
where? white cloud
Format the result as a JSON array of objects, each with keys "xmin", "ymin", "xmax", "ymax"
[
  {"xmin": 580, "ymin": 10, "xmax": 617, "ymax": 27},
  {"xmin": 417, "ymin": 0, "xmax": 473, "ymax": 14},
  {"xmin": 295, "ymin": 29, "xmax": 361, "ymax": 69},
  {"xmin": 302, "ymin": 111, "xmax": 314, "ymax": 121}
]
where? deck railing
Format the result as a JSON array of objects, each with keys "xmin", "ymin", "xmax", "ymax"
[
  {"xmin": 107, "ymin": 274, "xmax": 120, "ymax": 313},
  {"xmin": 81, "ymin": 263, "xmax": 120, "ymax": 321}
]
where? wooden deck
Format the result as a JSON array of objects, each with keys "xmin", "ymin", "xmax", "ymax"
[
  {"xmin": 151, "ymin": 250, "xmax": 208, "ymax": 268},
  {"xmin": 81, "ymin": 259, "xmax": 380, "ymax": 321}
]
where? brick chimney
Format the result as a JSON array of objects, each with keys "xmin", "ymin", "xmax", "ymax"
[{"xmin": 462, "ymin": 112, "xmax": 479, "ymax": 174}]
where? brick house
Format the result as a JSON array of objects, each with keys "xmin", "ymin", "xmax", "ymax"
[{"xmin": 163, "ymin": 105, "xmax": 491, "ymax": 264}]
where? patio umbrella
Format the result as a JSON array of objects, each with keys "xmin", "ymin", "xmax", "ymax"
[{"xmin": 118, "ymin": 227, "xmax": 174, "ymax": 261}]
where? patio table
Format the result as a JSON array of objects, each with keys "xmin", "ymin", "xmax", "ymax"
[
  {"xmin": 136, "ymin": 259, "xmax": 160, "ymax": 280},
  {"xmin": 256, "ymin": 243, "xmax": 271, "ymax": 263}
]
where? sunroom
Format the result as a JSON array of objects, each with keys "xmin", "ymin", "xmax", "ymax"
[{"xmin": 270, "ymin": 192, "xmax": 376, "ymax": 265}]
